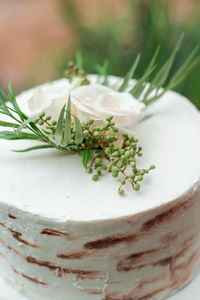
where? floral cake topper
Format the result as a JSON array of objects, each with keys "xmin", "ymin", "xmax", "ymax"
[{"xmin": 0, "ymin": 34, "xmax": 199, "ymax": 194}]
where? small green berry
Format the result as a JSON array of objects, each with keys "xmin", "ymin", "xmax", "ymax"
[
  {"xmin": 95, "ymin": 158, "xmax": 101, "ymax": 164},
  {"xmin": 150, "ymin": 164, "xmax": 156, "ymax": 170},
  {"xmin": 129, "ymin": 157, "xmax": 136, "ymax": 162},
  {"xmin": 118, "ymin": 189, "xmax": 124, "ymax": 195},
  {"xmin": 45, "ymin": 115, "xmax": 51, "ymax": 121},
  {"xmin": 130, "ymin": 162, "xmax": 136, "ymax": 168},
  {"xmin": 101, "ymin": 164, "xmax": 107, "ymax": 171},
  {"xmin": 94, "ymin": 131, "xmax": 99, "ymax": 137},
  {"xmin": 112, "ymin": 151, "xmax": 119, "ymax": 157},
  {"xmin": 125, "ymin": 151, "xmax": 130, "ymax": 158},
  {"xmin": 112, "ymin": 127, "xmax": 119, "ymax": 133},
  {"xmin": 125, "ymin": 141, "xmax": 131, "ymax": 147},
  {"xmin": 117, "ymin": 161, "xmax": 123, "ymax": 168},
  {"xmin": 130, "ymin": 174, "xmax": 135, "ymax": 180},
  {"xmin": 121, "ymin": 155, "xmax": 127, "ymax": 162},
  {"xmin": 106, "ymin": 116, "xmax": 113, "ymax": 121},
  {"xmin": 122, "ymin": 133, "xmax": 128, "ymax": 138},
  {"xmin": 39, "ymin": 112, "xmax": 45, "ymax": 118},
  {"xmin": 96, "ymin": 167, "xmax": 102, "ymax": 175},
  {"xmin": 92, "ymin": 174, "xmax": 99, "ymax": 181},
  {"xmin": 105, "ymin": 148, "xmax": 111, "ymax": 155},
  {"xmin": 86, "ymin": 167, "xmax": 92, "ymax": 173},
  {"xmin": 38, "ymin": 120, "xmax": 44, "ymax": 126},
  {"xmin": 120, "ymin": 178, "xmax": 126, "ymax": 185},
  {"xmin": 120, "ymin": 149, "xmax": 125, "ymax": 155},
  {"xmin": 137, "ymin": 175, "xmax": 143, "ymax": 181},
  {"xmin": 83, "ymin": 130, "xmax": 89, "ymax": 136},
  {"xmin": 134, "ymin": 183, "xmax": 140, "ymax": 191},
  {"xmin": 112, "ymin": 166, "xmax": 119, "ymax": 172},
  {"xmin": 138, "ymin": 170, "xmax": 145, "ymax": 175},
  {"xmin": 34, "ymin": 118, "xmax": 39, "ymax": 124},
  {"xmin": 112, "ymin": 171, "xmax": 118, "ymax": 178},
  {"xmin": 138, "ymin": 153, "xmax": 143, "ymax": 157}
]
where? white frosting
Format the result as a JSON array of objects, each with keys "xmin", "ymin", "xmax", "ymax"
[{"xmin": 0, "ymin": 76, "xmax": 200, "ymax": 222}]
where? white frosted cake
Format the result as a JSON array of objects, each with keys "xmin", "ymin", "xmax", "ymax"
[{"xmin": 0, "ymin": 76, "xmax": 200, "ymax": 300}]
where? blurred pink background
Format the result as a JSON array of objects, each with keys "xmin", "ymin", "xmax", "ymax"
[{"xmin": 0, "ymin": 0, "xmax": 199, "ymax": 96}]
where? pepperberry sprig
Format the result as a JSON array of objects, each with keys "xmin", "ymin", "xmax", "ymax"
[{"xmin": 78, "ymin": 116, "xmax": 155, "ymax": 195}]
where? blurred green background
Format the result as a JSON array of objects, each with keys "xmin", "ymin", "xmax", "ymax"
[{"xmin": 0, "ymin": 0, "xmax": 199, "ymax": 108}]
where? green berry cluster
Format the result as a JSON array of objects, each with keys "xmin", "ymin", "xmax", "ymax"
[
  {"xmin": 34, "ymin": 112, "xmax": 57, "ymax": 134},
  {"xmin": 79, "ymin": 116, "xmax": 155, "ymax": 195},
  {"xmin": 34, "ymin": 112, "xmax": 155, "ymax": 195},
  {"xmin": 64, "ymin": 61, "xmax": 89, "ymax": 86}
]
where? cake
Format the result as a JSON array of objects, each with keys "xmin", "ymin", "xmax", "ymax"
[{"xmin": 0, "ymin": 75, "xmax": 200, "ymax": 300}]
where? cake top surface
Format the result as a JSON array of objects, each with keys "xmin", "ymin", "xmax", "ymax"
[{"xmin": 0, "ymin": 78, "xmax": 200, "ymax": 222}]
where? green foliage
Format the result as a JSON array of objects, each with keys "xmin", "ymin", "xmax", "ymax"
[
  {"xmin": 59, "ymin": 0, "xmax": 200, "ymax": 108},
  {"xmin": 0, "ymin": 82, "xmax": 154, "ymax": 194}
]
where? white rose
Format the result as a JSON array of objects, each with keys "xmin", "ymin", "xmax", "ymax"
[
  {"xmin": 25, "ymin": 80, "xmax": 145, "ymax": 132},
  {"xmin": 25, "ymin": 81, "xmax": 70, "ymax": 121},
  {"xmin": 70, "ymin": 84, "xmax": 145, "ymax": 131}
]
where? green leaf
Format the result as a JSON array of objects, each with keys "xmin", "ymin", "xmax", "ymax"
[
  {"xmin": 169, "ymin": 56, "xmax": 200, "ymax": 90},
  {"xmin": 128, "ymin": 46, "xmax": 159, "ymax": 99},
  {"xmin": 0, "ymin": 121, "xmax": 19, "ymax": 128},
  {"xmin": 118, "ymin": 54, "xmax": 141, "ymax": 92},
  {"xmin": 63, "ymin": 96, "xmax": 72, "ymax": 145},
  {"xmin": 0, "ymin": 93, "xmax": 10, "ymax": 114},
  {"xmin": 54, "ymin": 105, "xmax": 65, "ymax": 146},
  {"xmin": 75, "ymin": 52, "xmax": 83, "ymax": 69},
  {"xmin": 143, "ymin": 34, "xmax": 184, "ymax": 102},
  {"xmin": 16, "ymin": 116, "xmax": 37, "ymax": 136},
  {"xmin": 7, "ymin": 81, "xmax": 27, "ymax": 121},
  {"xmin": 130, "ymin": 65, "xmax": 156, "ymax": 98},
  {"xmin": 13, "ymin": 145, "xmax": 55, "ymax": 152},
  {"xmin": 0, "ymin": 131, "xmax": 40, "ymax": 140},
  {"xmin": 82, "ymin": 149, "xmax": 90, "ymax": 168},
  {"xmin": 74, "ymin": 115, "xmax": 83, "ymax": 144},
  {"xmin": 95, "ymin": 60, "xmax": 109, "ymax": 85},
  {"xmin": 168, "ymin": 45, "xmax": 200, "ymax": 87}
]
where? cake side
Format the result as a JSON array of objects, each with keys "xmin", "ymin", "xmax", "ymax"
[{"xmin": 0, "ymin": 182, "xmax": 199, "ymax": 300}]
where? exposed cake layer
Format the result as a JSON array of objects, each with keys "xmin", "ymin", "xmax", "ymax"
[
  {"xmin": 0, "ymin": 77, "xmax": 200, "ymax": 299},
  {"xmin": 0, "ymin": 269, "xmax": 200, "ymax": 300},
  {"xmin": 0, "ymin": 183, "xmax": 199, "ymax": 299}
]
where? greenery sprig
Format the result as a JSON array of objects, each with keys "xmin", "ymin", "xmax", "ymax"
[
  {"xmin": 0, "ymin": 85, "xmax": 154, "ymax": 194},
  {"xmin": 90, "ymin": 34, "xmax": 200, "ymax": 106}
]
